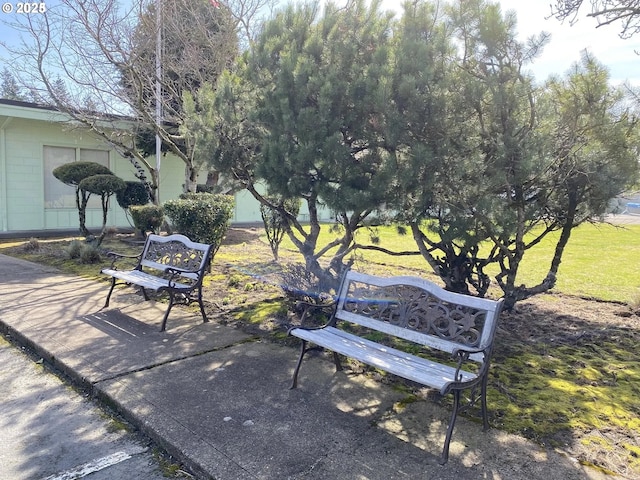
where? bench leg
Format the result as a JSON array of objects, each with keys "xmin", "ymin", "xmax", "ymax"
[
  {"xmin": 159, "ymin": 288, "xmax": 208, "ymax": 332},
  {"xmin": 440, "ymin": 389, "xmax": 461, "ymax": 465},
  {"xmin": 140, "ymin": 286, "xmax": 150, "ymax": 301},
  {"xmin": 332, "ymin": 351, "xmax": 343, "ymax": 371},
  {"xmin": 160, "ymin": 292, "xmax": 175, "ymax": 332},
  {"xmin": 197, "ymin": 287, "xmax": 208, "ymax": 323},
  {"xmin": 290, "ymin": 339, "xmax": 309, "ymax": 389},
  {"xmin": 104, "ymin": 277, "xmax": 117, "ymax": 308},
  {"xmin": 480, "ymin": 375, "xmax": 489, "ymax": 431}
]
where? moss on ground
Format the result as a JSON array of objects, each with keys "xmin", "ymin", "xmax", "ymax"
[{"xmin": 489, "ymin": 323, "xmax": 640, "ymax": 472}]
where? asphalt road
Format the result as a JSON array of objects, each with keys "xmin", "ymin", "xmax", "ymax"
[
  {"xmin": 606, "ymin": 213, "xmax": 640, "ymax": 224},
  {"xmin": 0, "ymin": 335, "xmax": 191, "ymax": 480}
]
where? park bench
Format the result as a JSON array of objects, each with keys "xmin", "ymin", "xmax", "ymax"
[
  {"xmin": 288, "ymin": 270, "xmax": 504, "ymax": 464},
  {"xmin": 101, "ymin": 234, "xmax": 213, "ymax": 331}
]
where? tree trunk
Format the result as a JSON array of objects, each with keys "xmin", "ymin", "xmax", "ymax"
[
  {"xmin": 78, "ymin": 191, "xmax": 90, "ymax": 237},
  {"xmin": 185, "ymin": 164, "xmax": 198, "ymax": 193}
]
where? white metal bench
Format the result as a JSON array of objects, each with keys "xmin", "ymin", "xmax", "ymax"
[
  {"xmin": 288, "ymin": 270, "xmax": 504, "ymax": 464},
  {"xmin": 101, "ymin": 234, "xmax": 213, "ymax": 331}
]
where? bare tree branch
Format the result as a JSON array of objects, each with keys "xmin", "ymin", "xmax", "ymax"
[
  {"xmin": 1, "ymin": 0, "xmax": 270, "ymax": 196},
  {"xmin": 551, "ymin": 0, "xmax": 640, "ymax": 38}
]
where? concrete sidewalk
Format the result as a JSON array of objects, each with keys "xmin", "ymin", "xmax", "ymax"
[{"xmin": 0, "ymin": 254, "xmax": 609, "ymax": 480}]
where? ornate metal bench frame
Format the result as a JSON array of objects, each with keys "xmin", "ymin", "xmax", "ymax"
[
  {"xmin": 288, "ymin": 269, "xmax": 504, "ymax": 464},
  {"xmin": 101, "ymin": 234, "xmax": 213, "ymax": 331}
]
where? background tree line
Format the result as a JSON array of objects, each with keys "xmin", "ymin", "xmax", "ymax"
[{"xmin": 2, "ymin": 0, "xmax": 639, "ymax": 309}]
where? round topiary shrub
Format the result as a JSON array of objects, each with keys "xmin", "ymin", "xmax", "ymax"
[
  {"xmin": 163, "ymin": 193, "xmax": 234, "ymax": 255},
  {"xmin": 78, "ymin": 174, "xmax": 126, "ymax": 245},
  {"xmin": 53, "ymin": 162, "xmax": 113, "ymax": 186},
  {"xmin": 78, "ymin": 174, "xmax": 126, "ymax": 196},
  {"xmin": 129, "ymin": 204, "xmax": 164, "ymax": 236},
  {"xmin": 52, "ymin": 162, "xmax": 115, "ymax": 236},
  {"xmin": 117, "ymin": 181, "xmax": 151, "ymax": 210}
]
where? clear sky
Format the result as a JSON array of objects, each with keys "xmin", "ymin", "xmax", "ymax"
[
  {"xmin": 0, "ymin": 0, "xmax": 62, "ymax": 58},
  {"xmin": 1, "ymin": 0, "xmax": 640, "ymax": 86},
  {"xmin": 495, "ymin": 0, "xmax": 640, "ymax": 85}
]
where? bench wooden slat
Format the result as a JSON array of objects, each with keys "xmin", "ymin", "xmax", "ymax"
[
  {"xmin": 100, "ymin": 269, "xmax": 193, "ymax": 291},
  {"xmin": 291, "ymin": 326, "xmax": 477, "ymax": 391}
]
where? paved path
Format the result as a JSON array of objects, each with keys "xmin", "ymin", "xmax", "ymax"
[
  {"xmin": 0, "ymin": 254, "xmax": 612, "ymax": 479},
  {"xmin": 606, "ymin": 213, "xmax": 640, "ymax": 224},
  {"xmin": 0, "ymin": 337, "xmax": 177, "ymax": 480}
]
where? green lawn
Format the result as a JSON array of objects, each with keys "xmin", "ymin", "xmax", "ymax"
[{"xmin": 279, "ymin": 222, "xmax": 640, "ymax": 304}]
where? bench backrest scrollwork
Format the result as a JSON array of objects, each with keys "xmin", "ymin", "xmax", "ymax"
[
  {"xmin": 139, "ymin": 234, "xmax": 213, "ymax": 281},
  {"xmin": 334, "ymin": 271, "xmax": 504, "ymax": 362}
]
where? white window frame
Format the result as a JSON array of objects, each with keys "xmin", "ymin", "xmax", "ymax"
[{"xmin": 44, "ymin": 146, "xmax": 110, "ymax": 209}]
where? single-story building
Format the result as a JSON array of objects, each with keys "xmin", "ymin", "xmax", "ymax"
[{"xmin": 0, "ymin": 98, "xmax": 322, "ymax": 237}]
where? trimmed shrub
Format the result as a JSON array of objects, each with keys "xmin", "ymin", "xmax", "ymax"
[
  {"xmin": 78, "ymin": 174, "xmax": 126, "ymax": 246},
  {"xmin": 163, "ymin": 193, "xmax": 234, "ymax": 255},
  {"xmin": 52, "ymin": 162, "xmax": 113, "ymax": 186},
  {"xmin": 129, "ymin": 204, "xmax": 164, "ymax": 236},
  {"xmin": 52, "ymin": 161, "xmax": 114, "ymax": 236},
  {"xmin": 116, "ymin": 181, "xmax": 150, "ymax": 209},
  {"xmin": 79, "ymin": 174, "xmax": 126, "ymax": 197}
]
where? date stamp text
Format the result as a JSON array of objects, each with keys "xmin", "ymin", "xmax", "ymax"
[{"xmin": 2, "ymin": 2, "xmax": 47, "ymax": 14}]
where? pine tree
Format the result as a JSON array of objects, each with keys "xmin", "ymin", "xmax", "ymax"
[{"xmin": 0, "ymin": 68, "xmax": 26, "ymax": 100}]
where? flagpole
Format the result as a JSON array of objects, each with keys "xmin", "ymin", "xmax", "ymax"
[{"xmin": 155, "ymin": 0, "xmax": 162, "ymax": 201}]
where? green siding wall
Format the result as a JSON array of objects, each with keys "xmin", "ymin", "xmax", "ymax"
[
  {"xmin": 0, "ymin": 114, "xmax": 192, "ymax": 233},
  {"xmin": 4, "ymin": 122, "xmax": 45, "ymax": 230},
  {"xmin": 0, "ymin": 104, "xmax": 333, "ymax": 235}
]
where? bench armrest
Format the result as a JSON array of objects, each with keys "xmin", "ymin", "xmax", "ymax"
[
  {"xmin": 299, "ymin": 300, "xmax": 336, "ymax": 323},
  {"xmin": 451, "ymin": 346, "xmax": 491, "ymax": 383},
  {"xmin": 164, "ymin": 266, "xmax": 201, "ymax": 276},
  {"xmin": 105, "ymin": 251, "xmax": 142, "ymax": 269},
  {"xmin": 287, "ymin": 300, "xmax": 337, "ymax": 334},
  {"xmin": 163, "ymin": 266, "xmax": 204, "ymax": 289},
  {"xmin": 451, "ymin": 346, "xmax": 486, "ymax": 358}
]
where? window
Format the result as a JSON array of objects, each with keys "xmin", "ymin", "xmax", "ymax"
[{"xmin": 44, "ymin": 146, "xmax": 109, "ymax": 209}]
